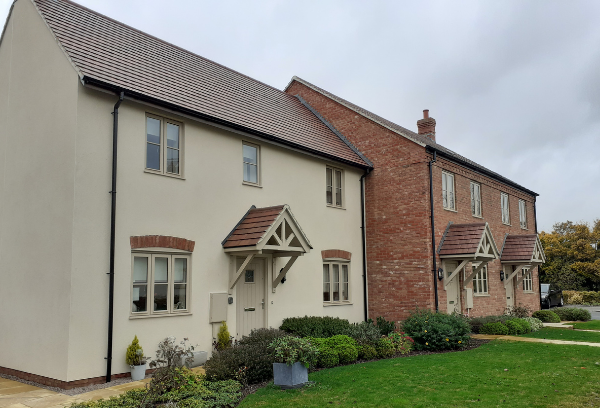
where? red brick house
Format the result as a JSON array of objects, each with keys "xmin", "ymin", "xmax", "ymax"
[{"xmin": 286, "ymin": 77, "xmax": 545, "ymax": 322}]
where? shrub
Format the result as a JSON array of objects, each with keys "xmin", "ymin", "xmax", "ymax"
[
  {"xmin": 469, "ymin": 315, "xmax": 511, "ymax": 334},
  {"xmin": 564, "ymin": 290, "xmax": 600, "ymax": 305},
  {"xmin": 280, "ymin": 316, "xmax": 352, "ymax": 338},
  {"xmin": 553, "ymin": 307, "xmax": 591, "ymax": 321},
  {"xmin": 346, "ymin": 321, "xmax": 382, "ymax": 346},
  {"xmin": 216, "ymin": 321, "xmax": 231, "ymax": 351},
  {"xmin": 523, "ymin": 317, "xmax": 543, "ymax": 332},
  {"xmin": 375, "ymin": 337, "xmax": 395, "ymax": 358},
  {"xmin": 204, "ymin": 328, "xmax": 289, "ymax": 384},
  {"xmin": 125, "ymin": 335, "xmax": 148, "ymax": 366},
  {"xmin": 270, "ymin": 337, "xmax": 318, "ymax": 368},
  {"xmin": 316, "ymin": 346, "xmax": 339, "ymax": 368},
  {"xmin": 402, "ymin": 310, "xmax": 471, "ymax": 351},
  {"xmin": 512, "ymin": 318, "xmax": 532, "ymax": 334},
  {"xmin": 505, "ymin": 320, "xmax": 522, "ymax": 335},
  {"xmin": 375, "ymin": 316, "xmax": 396, "ymax": 336},
  {"xmin": 325, "ymin": 335, "xmax": 358, "ymax": 364},
  {"xmin": 388, "ymin": 332, "xmax": 414, "ymax": 355},
  {"xmin": 532, "ymin": 310, "xmax": 561, "ymax": 323},
  {"xmin": 505, "ymin": 304, "xmax": 532, "ymax": 318},
  {"xmin": 480, "ymin": 322, "xmax": 509, "ymax": 335},
  {"xmin": 357, "ymin": 344, "xmax": 378, "ymax": 360}
]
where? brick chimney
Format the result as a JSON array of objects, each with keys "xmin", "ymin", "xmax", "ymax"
[{"xmin": 417, "ymin": 109, "xmax": 436, "ymax": 141}]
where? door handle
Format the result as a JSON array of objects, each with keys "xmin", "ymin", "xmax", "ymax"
[
  {"xmin": 261, "ymin": 299, "xmax": 265, "ymax": 309},
  {"xmin": 244, "ymin": 307, "xmax": 255, "ymax": 312}
]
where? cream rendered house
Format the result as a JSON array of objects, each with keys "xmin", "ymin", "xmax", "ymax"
[{"xmin": 0, "ymin": 0, "xmax": 372, "ymax": 387}]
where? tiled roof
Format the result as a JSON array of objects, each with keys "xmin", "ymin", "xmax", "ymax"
[
  {"xmin": 500, "ymin": 235, "xmax": 538, "ymax": 262},
  {"xmin": 31, "ymin": 0, "xmax": 370, "ymax": 168},
  {"xmin": 287, "ymin": 76, "xmax": 537, "ymax": 196},
  {"xmin": 222, "ymin": 205, "xmax": 285, "ymax": 248},
  {"xmin": 438, "ymin": 223, "xmax": 486, "ymax": 256}
]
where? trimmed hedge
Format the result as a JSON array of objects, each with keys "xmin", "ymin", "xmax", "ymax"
[
  {"xmin": 310, "ymin": 335, "xmax": 358, "ymax": 367},
  {"xmin": 480, "ymin": 322, "xmax": 509, "ymax": 335},
  {"xmin": 552, "ymin": 307, "xmax": 591, "ymax": 321},
  {"xmin": 280, "ymin": 316, "xmax": 352, "ymax": 338},
  {"xmin": 469, "ymin": 315, "xmax": 511, "ymax": 334},
  {"xmin": 532, "ymin": 310, "xmax": 561, "ymax": 323},
  {"xmin": 401, "ymin": 310, "xmax": 471, "ymax": 351},
  {"xmin": 564, "ymin": 290, "xmax": 600, "ymax": 305}
]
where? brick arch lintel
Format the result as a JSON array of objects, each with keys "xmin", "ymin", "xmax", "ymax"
[
  {"xmin": 321, "ymin": 249, "xmax": 351, "ymax": 261},
  {"xmin": 130, "ymin": 235, "xmax": 195, "ymax": 252}
]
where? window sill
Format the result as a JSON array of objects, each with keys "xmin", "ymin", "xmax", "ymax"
[
  {"xmin": 521, "ymin": 227, "xmax": 529, "ymax": 231},
  {"xmin": 323, "ymin": 302, "xmax": 352, "ymax": 307},
  {"xmin": 473, "ymin": 294, "xmax": 490, "ymax": 297},
  {"xmin": 326, "ymin": 204, "xmax": 346, "ymax": 210},
  {"xmin": 472, "ymin": 214, "xmax": 483, "ymax": 219},
  {"xmin": 144, "ymin": 169, "xmax": 185, "ymax": 180},
  {"xmin": 242, "ymin": 181, "xmax": 262, "ymax": 188},
  {"xmin": 502, "ymin": 223, "xmax": 512, "ymax": 227},
  {"xmin": 130, "ymin": 312, "xmax": 192, "ymax": 320},
  {"xmin": 443, "ymin": 207, "xmax": 458, "ymax": 213},
  {"xmin": 523, "ymin": 291, "xmax": 534, "ymax": 294}
]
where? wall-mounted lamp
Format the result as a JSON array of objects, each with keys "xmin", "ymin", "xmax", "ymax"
[
  {"xmin": 280, "ymin": 269, "xmax": 286, "ymax": 284},
  {"xmin": 500, "ymin": 271, "xmax": 505, "ymax": 281},
  {"xmin": 437, "ymin": 267, "xmax": 444, "ymax": 281}
]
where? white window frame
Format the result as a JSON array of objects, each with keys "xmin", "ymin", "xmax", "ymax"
[
  {"xmin": 242, "ymin": 141, "xmax": 261, "ymax": 186},
  {"xmin": 442, "ymin": 171, "xmax": 456, "ymax": 211},
  {"xmin": 501, "ymin": 193, "xmax": 510, "ymax": 225},
  {"xmin": 130, "ymin": 253, "xmax": 191, "ymax": 317},
  {"xmin": 519, "ymin": 199, "xmax": 527, "ymax": 229},
  {"xmin": 473, "ymin": 264, "xmax": 488, "ymax": 295},
  {"xmin": 522, "ymin": 268, "xmax": 533, "ymax": 292},
  {"xmin": 323, "ymin": 260, "xmax": 351, "ymax": 305},
  {"xmin": 145, "ymin": 114, "xmax": 184, "ymax": 178},
  {"xmin": 470, "ymin": 181, "xmax": 482, "ymax": 218},
  {"xmin": 326, "ymin": 166, "xmax": 344, "ymax": 208}
]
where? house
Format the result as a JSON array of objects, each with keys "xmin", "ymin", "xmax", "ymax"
[
  {"xmin": 285, "ymin": 78, "xmax": 545, "ymax": 321},
  {"xmin": 0, "ymin": 0, "xmax": 370, "ymax": 388}
]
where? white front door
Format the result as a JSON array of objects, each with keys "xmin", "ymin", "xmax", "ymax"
[
  {"xmin": 445, "ymin": 261, "xmax": 461, "ymax": 314},
  {"xmin": 505, "ymin": 265, "xmax": 514, "ymax": 309},
  {"xmin": 236, "ymin": 258, "xmax": 265, "ymax": 338}
]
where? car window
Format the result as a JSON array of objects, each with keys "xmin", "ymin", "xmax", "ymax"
[{"xmin": 541, "ymin": 284, "xmax": 550, "ymax": 293}]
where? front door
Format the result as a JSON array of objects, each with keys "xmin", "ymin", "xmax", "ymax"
[
  {"xmin": 236, "ymin": 258, "xmax": 265, "ymax": 338},
  {"xmin": 505, "ymin": 265, "xmax": 514, "ymax": 309},
  {"xmin": 445, "ymin": 261, "xmax": 461, "ymax": 314}
]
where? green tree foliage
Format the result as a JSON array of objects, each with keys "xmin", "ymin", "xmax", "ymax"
[
  {"xmin": 125, "ymin": 335, "xmax": 144, "ymax": 366},
  {"xmin": 540, "ymin": 219, "xmax": 600, "ymax": 290},
  {"xmin": 216, "ymin": 321, "xmax": 231, "ymax": 351}
]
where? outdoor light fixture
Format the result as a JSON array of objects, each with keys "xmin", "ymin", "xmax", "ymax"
[
  {"xmin": 500, "ymin": 271, "xmax": 505, "ymax": 281},
  {"xmin": 280, "ymin": 268, "xmax": 286, "ymax": 284},
  {"xmin": 437, "ymin": 267, "xmax": 444, "ymax": 281}
]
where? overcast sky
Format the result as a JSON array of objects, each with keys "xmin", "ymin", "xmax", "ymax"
[{"xmin": 2, "ymin": 0, "xmax": 599, "ymax": 232}]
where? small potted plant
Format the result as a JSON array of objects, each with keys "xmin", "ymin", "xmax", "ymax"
[
  {"xmin": 126, "ymin": 335, "xmax": 150, "ymax": 381},
  {"xmin": 269, "ymin": 337, "xmax": 318, "ymax": 389}
]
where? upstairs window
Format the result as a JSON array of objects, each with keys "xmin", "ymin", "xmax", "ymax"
[
  {"xmin": 146, "ymin": 115, "xmax": 183, "ymax": 177},
  {"xmin": 323, "ymin": 262, "xmax": 350, "ymax": 303},
  {"xmin": 519, "ymin": 199, "xmax": 527, "ymax": 229},
  {"xmin": 473, "ymin": 264, "xmax": 488, "ymax": 295},
  {"xmin": 442, "ymin": 172, "xmax": 455, "ymax": 210},
  {"xmin": 242, "ymin": 142, "xmax": 260, "ymax": 185},
  {"xmin": 326, "ymin": 167, "xmax": 344, "ymax": 207},
  {"xmin": 501, "ymin": 193, "xmax": 510, "ymax": 225},
  {"xmin": 522, "ymin": 267, "xmax": 532, "ymax": 292},
  {"xmin": 470, "ymin": 182, "xmax": 482, "ymax": 217}
]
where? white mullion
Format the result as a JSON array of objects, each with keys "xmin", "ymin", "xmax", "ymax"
[{"xmin": 149, "ymin": 254, "xmax": 156, "ymax": 315}]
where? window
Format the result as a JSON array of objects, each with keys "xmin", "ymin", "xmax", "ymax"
[
  {"xmin": 442, "ymin": 172, "xmax": 455, "ymax": 210},
  {"xmin": 323, "ymin": 262, "xmax": 350, "ymax": 303},
  {"xmin": 131, "ymin": 253, "xmax": 190, "ymax": 316},
  {"xmin": 501, "ymin": 193, "xmax": 510, "ymax": 225},
  {"xmin": 146, "ymin": 115, "xmax": 183, "ymax": 176},
  {"xmin": 470, "ymin": 182, "xmax": 482, "ymax": 217},
  {"xmin": 326, "ymin": 167, "xmax": 344, "ymax": 207},
  {"xmin": 243, "ymin": 142, "xmax": 260, "ymax": 185},
  {"xmin": 522, "ymin": 268, "xmax": 532, "ymax": 292},
  {"xmin": 473, "ymin": 264, "xmax": 488, "ymax": 295},
  {"xmin": 519, "ymin": 199, "xmax": 527, "ymax": 229}
]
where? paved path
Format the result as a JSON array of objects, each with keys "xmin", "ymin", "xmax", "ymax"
[
  {"xmin": 472, "ymin": 333, "xmax": 600, "ymax": 347},
  {"xmin": 0, "ymin": 367, "xmax": 205, "ymax": 408}
]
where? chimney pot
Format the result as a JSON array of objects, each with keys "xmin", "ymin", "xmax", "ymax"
[
  {"xmin": 417, "ymin": 109, "xmax": 436, "ymax": 141},
  {"xmin": 423, "ymin": 109, "xmax": 429, "ymax": 119}
]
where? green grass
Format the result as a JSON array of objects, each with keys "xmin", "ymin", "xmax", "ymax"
[
  {"xmin": 239, "ymin": 341, "xmax": 600, "ymax": 408},
  {"xmin": 570, "ymin": 320, "xmax": 600, "ymax": 331},
  {"xmin": 519, "ymin": 327, "xmax": 600, "ymax": 343}
]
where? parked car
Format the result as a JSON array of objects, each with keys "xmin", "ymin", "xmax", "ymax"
[{"xmin": 541, "ymin": 283, "xmax": 563, "ymax": 309}]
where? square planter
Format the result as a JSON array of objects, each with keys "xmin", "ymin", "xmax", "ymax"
[{"xmin": 273, "ymin": 362, "xmax": 308, "ymax": 389}]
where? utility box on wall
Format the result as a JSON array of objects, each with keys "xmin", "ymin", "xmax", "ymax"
[
  {"xmin": 210, "ymin": 293, "xmax": 228, "ymax": 323},
  {"xmin": 464, "ymin": 288, "xmax": 473, "ymax": 309}
]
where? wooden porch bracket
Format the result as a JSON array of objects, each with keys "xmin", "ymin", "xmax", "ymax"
[
  {"xmin": 229, "ymin": 254, "xmax": 255, "ymax": 290},
  {"xmin": 515, "ymin": 266, "xmax": 534, "ymax": 287},
  {"xmin": 504, "ymin": 265, "xmax": 525, "ymax": 287},
  {"xmin": 444, "ymin": 259, "xmax": 469, "ymax": 288},
  {"xmin": 463, "ymin": 261, "xmax": 488, "ymax": 290},
  {"xmin": 272, "ymin": 256, "xmax": 299, "ymax": 292}
]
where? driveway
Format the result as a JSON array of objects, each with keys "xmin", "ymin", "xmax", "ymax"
[{"xmin": 560, "ymin": 304, "xmax": 600, "ymax": 320}]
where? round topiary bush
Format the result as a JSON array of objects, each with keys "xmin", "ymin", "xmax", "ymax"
[
  {"xmin": 317, "ymin": 347, "xmax": 339, "ymax": 368},
  {"xmin": 357, "ymin": 344, "xmax": 378, "ymax": 360},
  {"xmin": 532, "ymin": 310, "xmax": 561, "ymax": 323},
  {"xmin": 325, "ymin": 335, "xmax": 358, "ymax": 364},
  {"xmin": 479, "ymin": 322, "xmax": 509, "ymax": 335},
  {"xmin": 401, "ymin": 310, "xmax": 471, "ymax": 351},
  {"xmin": 504, "ymin": 320, "xmax": 521, "ymax": 335}
]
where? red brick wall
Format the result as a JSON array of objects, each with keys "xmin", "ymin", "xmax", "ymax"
[{"xmin": 286, "ymin": 80, "xmax": 540, "ymax": 324}]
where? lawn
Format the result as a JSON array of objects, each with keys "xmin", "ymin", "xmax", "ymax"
[
  {"xmin": 570, "ymin": 320, "xmax": 600, "ymax": 331},
  {"xmin": 239, "ymin": 341, "xmax": 600, "ymax": 408},
  {"xmin": 519, "ymin": 327, "xmax": 600, "ymax": 343}
]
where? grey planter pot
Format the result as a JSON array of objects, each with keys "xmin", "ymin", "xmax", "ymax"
[
  {"xmin": 273, "ymin": 362, "xmax": 308, "ymax": 389},
  {"xmin": 130, "ymin": 364, "xmax": 146, "ymax": 381},
  {"xmin": 180, "ymin": 351, "xmax": 208, "ymax": 368}
]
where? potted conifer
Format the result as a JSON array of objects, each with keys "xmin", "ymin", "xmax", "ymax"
[
  {"xmin": 270, "ymin": 337, "xmax": 318, "ymax": 389},
  {"xmin": 126, "ymin": 335, "xmax": 149, "ymax": 381}
]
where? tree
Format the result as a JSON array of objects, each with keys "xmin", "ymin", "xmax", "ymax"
[{"xmin": 540, "ymin": 219, "xmax": 600, "ymax": 290}]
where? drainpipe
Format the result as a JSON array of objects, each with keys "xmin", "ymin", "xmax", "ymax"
[
  {"xmin": 106, "ymin": 91, "xmax": 124, "ymax": 383},
  {"xmin": 360, "ymin": 169, "xmax": 371, "ymax": 322},
  {"xmin": 428, "ymin": 151, "xmax": 439, "ymax": 312}
]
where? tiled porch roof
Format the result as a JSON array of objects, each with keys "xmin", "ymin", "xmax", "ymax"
[
  {"xmin": 500, "ymin": 234, "xmax": 539, "ymax": 262},
  {"xmin": 222, "ymin": 205, "xmax": 285, "ymax": 249},
  {"xmin": 438, "ymin": 223, "xmax": 487, "ymax": 256}
]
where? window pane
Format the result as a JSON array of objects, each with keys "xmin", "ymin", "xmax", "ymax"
[
  {"xmin": 132, "ymin": 284, "xmax": 147, "ymax": 312},
  {"xmin": 336, "ymin": 187, "xmax": 342, "ymax": 207},
  {"xmin": 154, "ymin": 284, "xmax": 168, "ymax": 311},
  {"xmin": 147, "ymin": 117, "xmax": 161, "ymax": 144},
  {"xmin": 326, "ymin": 168, "xmax": 333, "ymax": 205},
  {"xmin": 245, "ymin": 270, "xmax": 254, "ymax": 283},
  {"xmin": 333, "ymin": 264, "xmax": 340, "ymax": 301},
  {"xmin": 166, "ymin": 123, "xmax": 179, "ymax": 148},
  {"xmin": 174, "ymin": 258, "xmax": 187, "ymax": 283},
  {"xmin": 174, "ymin": 284, "xmax": 186, "ymax": 309},
  {"xmin": 244, "ymin": 163, "xmax": 257, "ymax": 183},
  {"xmin": 342, "ymin": 265, "xmax": 349, "ymax": 301},
  {"xmin": 146, "ymin": 143, "xmax": 160, "ymax": 170},
  {"xmin": 323, "ymin": 265, "xmax": 330, "ymax": 302},
  {"xmin": 167, "ymin": 148, "xmax": 179, "ymax": 174},
  {"xmin": 155, "ymin": 257, "xmax": 168, "ymax": 283},
  {"xmin": 133, "ymin": 257, "xmax": 148, "ymax": 283},
  {"xmin": 243, "ymin": 144, "xmax": 257, "ymax": 165}
]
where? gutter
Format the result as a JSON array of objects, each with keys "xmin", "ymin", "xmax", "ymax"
[
  {"xmin": 360, "ymin": 169, "xmax": 372, "ymax": 321},
  {"xmin": 106, "ymin": 91, "xmax": 124, "ymax": 383},
  {"xmin": 429, "ymin": 151, "xmax": 439, "ymax": 312}
]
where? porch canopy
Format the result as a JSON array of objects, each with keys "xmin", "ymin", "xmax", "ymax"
[
  {"xmin": 500, "ymin": 234, "xmax": 546, "ymax": 288},
  {"xmin": 438, "ymin": 222, "xmax": 500, "ymax": 289},
  {"xmin": 222, "ymin": 205, "xmax": 312, "ymax": 290}
]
